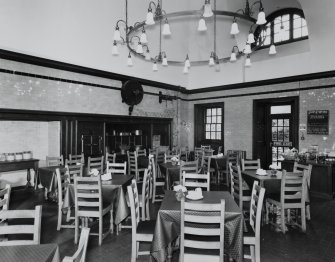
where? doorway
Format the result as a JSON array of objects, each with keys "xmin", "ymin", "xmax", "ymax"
[{"xmin": 253, "ymin": 97, "xmax": 299, "ymax": 169}]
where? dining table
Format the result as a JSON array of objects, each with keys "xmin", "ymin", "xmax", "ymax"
[
  {"xmin": 159, "ymin": 162, "xmax": 180, "ymax": 189},
  {"xmin": 38, "ymin": 165, "xmax": 67, "ymax": 200},
  {"xmin": 63, "ymin": 174, "xmax": 133, "ymax": 226},
  {"xmin": 150, "ymin": 190, "xmax": 244, "ymax": 262},
  {"xmin": 0, "ymin": 243, "xmax": 60, "ymax": 262}
]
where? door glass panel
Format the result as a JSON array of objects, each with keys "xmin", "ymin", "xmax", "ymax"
[
  {"xmin": 212, "ymin": 108, "xmax": 217, "ymax": 115},
  {"xmin": 272, "ymin": 119, "xmax": 277, "ymax": 126},
  {"xmin": 272, "ymin": 127, "xmax": 277, "ymax": 141},
  {"xmin": 206, "ymin": 124, "xmax": 210, "ymax": 131},
  {"xmin": 212, "ymin": 116, "xmax": 217, "ymax": 123},
  {"xmin": 206, "ymin": 117, "xmax": 211, "ymax": 123}
]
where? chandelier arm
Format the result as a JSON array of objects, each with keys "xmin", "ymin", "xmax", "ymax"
[
  {"xmin": 250, "ymin": 0, "xmax": 263, "ymax": 13},
  {"xmin": 148, "ymin": 1, "xmax": 157, "ymax": 11}
]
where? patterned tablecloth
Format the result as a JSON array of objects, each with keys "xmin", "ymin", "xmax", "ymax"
[
  {"xmin": 159, "ymin": 163, "xmax": 180, "ymax": 189},
  {"xmin": 0, "ymin": 243, "xmax": 60, "ymax": 262},
  {"xmin": 150, "ymin": 190, "xmax": 244, "ymax": 262},
  {"xmin": 63, "ymin": 175, "xmax": 133, "ymax": 225}
]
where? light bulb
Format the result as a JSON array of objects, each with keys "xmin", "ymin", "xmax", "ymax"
[
  {"xmin": 162, "ymin": 54, "xmax": 168, "ymax": 66},
  {"xmin": 146, "ymin": 9, "xmax": 155, "ymax": 25},
  {"xmin": 162, "ymin": 19, "xmax": 171, "ymax": 36},
  {"xmin": 203, "ymin": 0, "xmax": 213, "ymax": 18},
  {"xmin": 113, "ymin": 27, "xmax": 121, "ymax": 42},
  {"xmin": 247, "ymin": 32, "xmax": 255, "ymax": 44},
  {"xmin": 230, "ymin": 52, "xmax": 237, "ymax": 62},
  {"xmin": 209, "ymin": 53, "xmax": 215, "ymax": 66},
  {"xmin": 152, "ymin": 62, "xmax": 158, "ymax": 72},
  {"xmin": 230, "ymin": 21, "xmax": 239, "ymax": 35},
  {"xmin": 244, "ymin": 43, "xmax": 252, "ymax": 54},
  {"xmin": 245, "ymin": 55, "xmax": 252, "ymax": 67},
  {"xmin": 140, "ymin": 30, "xmax": 148, "ymax": 44},
  {"xmin": 127, "ymin": 54, "xmax": 133, "ymax": 67},
  {"xmin": 112, "ymin": 41, "xmax": 119, "ymax": 56},
  {"xmin": 198, "ymin": 18, "xmax": 207, "ymax": 31},
  {"xmin": 269, "ymin": 44, "xmax": 277, "ymax": 55},
  {"xmin": 256, "ymin": 6, "xmax": 267, "ymax": 25},
  {"xmin": 183, "ymin": 65, "xmax": 189, "ymax": 74}
]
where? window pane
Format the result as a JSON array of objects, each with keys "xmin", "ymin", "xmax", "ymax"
[
  {"xmin": 217, "ymin": 108, "xmax": 222, "ymax": 115},
  {"xmin": 206, "ymin": 132, "xmax": 210, "ymax": 139},
  {"xmin": 216, "ymin": 132, "xmax": 221, "ymax": 140},
  {"xmin": 216, "ymin": 124, "xmax": 221, "ymax": 131},
  {"xmin": 284, "ymin": 119, "xmax": 290, "ymax": 126},
  {"xmin": 212, "ymin": 108, "xmax": 217, "ymax": 115},
  {"xmin": 284, "ymin": 127, "xmax": 290, "ymax": 141},
  {"xmin": 282, "ymin": 14, "xmax": 290, "ymax": 22},
  {"xmin": 270, "ymin": 105, "xmax": 291, "ymax": 114},
  {"xmin": 302, "ymin": 27, "xmax": 308, "ymax": 37},
  {"xmin": 212, "ymin": 116, "xmax": 217, "ymax": 123},
  {"xmin": 272, "ymin": 127, "xmax": 278, "ymax": 141},
  {"xmin": 278, "ymin": 127, "xmax": 284, "ymax": 141},
  {"xmin": 293, "ymin": 28, "xmax": 302, "ymax": 38},
  {"xmin": 210, "ymin": 132, "xmax": 216, "ymax": 139},
  {"xmin": 206, "ymin": 117, "xmax": 211, "ymax": 123},
  {"xmin": 293, "ymin": 17, "xmax": 302, "ymax": 28},
  {"xmin": 272, "ymin": 119, "xmax": 277, "ymax": 126},
  {"xmin": 278, "ymin": 119, "xmax": 283, "ymax": 126},
  {"xmin": 206, "ymin": 124, "xmax": 210, "ymax": 131},
  {"xmin": 217, "ymin": 115, "xmax": 222, "ymax": 123},
  {"xmin": 211, "ymin": 124, "xmax": 216, "ymax": 131},
  {"xmin": 206, "ymin": 109, "xmax": 211, "ymax": 116},
  {"xmin": 302, "ymin": 18, "xmax": 307, "ymax": 26}
]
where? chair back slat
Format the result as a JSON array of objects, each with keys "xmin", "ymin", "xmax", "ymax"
[
  {"xmin": 46, "ymin": 155, "xmax": 64, "ymax": 166},
  {"xmin": 230, "ymin": 164, "xmax": 243, "ymax": 210},
  {"xmin": 69, "ymin": 153, "xmax": 84, "ymax": 164},
  {"xmin": 241, "ymin": 159, "xmax": 261, "ymax": 171},
  {"xmin": 136, "ymin": 148, "xmax": 146, "ymax": 157},
  {"xmin": 88, "ymin": 156, "xmax": 104, "ymax": 174},
  {"xmin": 0, "ymin": 205, "xmax": 42, "ymax": 246},
  {"xmin": 107, "ymin": 162, "xmax": 127, "ymax": 175},
  {"xmin": 106, "ymin": 152, "xmax": 116, "ymax": 164},
  {"xmin": 183, "ymin": 172, "xmax": 210, "ymax": 191},
  {"xmin": 180, "ymin": 199, "xmax": 225, "ymax": 262},
  {"xmin": 179, "ymin": 160, "xmax": 198, "ymax": 184},
  {"xmin": 66, "ymin": 164, "xmax": 83, "ymax": 183},
  {"xmin": 249, "ymin": 181, "xmax": 266, "ymax": 238},
  {"xmin": 127, "ymin": 179, "xmax": 141, "ymax": 227},
  {"xmin": 62, "ymin": 227, "xmax": 90, "ymax": 262},
  {"xmin": 0, "ymin": 185, "xmax": 11, "ymax": 211},
  {"xmin": 280, "ymin": 170, "xmax": 306, "ymax": 206}
]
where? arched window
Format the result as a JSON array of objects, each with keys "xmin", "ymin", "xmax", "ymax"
[{"xmin": 255, "ymin": 8, "xmax": 308, "ymax": 47}]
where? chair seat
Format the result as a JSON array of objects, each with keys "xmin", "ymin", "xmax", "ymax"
[{"xmin": 137, "ymin": 220, "xmax": 156, "ymax": 235}]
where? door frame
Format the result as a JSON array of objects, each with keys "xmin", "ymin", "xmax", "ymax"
[{"xmin": 252, "ymin": 96, "xmax": 299, "ymax": 166}]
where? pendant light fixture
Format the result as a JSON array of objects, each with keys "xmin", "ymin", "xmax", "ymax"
[
  {"xmin": 145, "ymin": 47, "xmax": 151, "ymax": 60},
  {"xmin": 113, "ymin": 26, "xmax": 121, "ymax": 42},
  {"xmin": 185, "ymin": 54, "xmax": 191, "ymax": 68},
  {"xmin": 183, "ymin": 65, "xmax": 189, "ymax": 74},
  {"xmin": 230, "ymin": 19, "xmax": 239, "ymax": 35},
  {"xmin": 162, "ymin": 18, "xmax": 171, "ymax": 35},
  {"xmin": 245, "ymin": 55, "xmax": 252, "ymax": 67},
  {"xmin": 162, "ymin": 52, "xmax": 168, "ymax": 66},
  {"xmin": 269, "ymin": 43, "xmax": 277, "ymax": 55},
  {"xmin": 152, "ymin": 61, "xmax": 158, "ymax": 71},
  {"xmin": 256, "ymin": 1, "xmax": 267, "ymax": 25},
  {"xmin": 244, "ymin": 43, "xmax": 252, "ymax": 54},
  {"xmin": 140, "ymin": 28, "xmax": 148, "ymax": 44},
  {"xmin": 209, "ymin": 52, "xmax": 215, "ymax": 66},
  {"xmin": 112, "ymin": 41, "xmax": 119, "ymax": 56},
  {"xmin": 146, "ymin": 7, "xmax": 155, "ymax": 25},
  {"xmin": 203, "ymin": 0, "xmax": 213, "ymax": 17},
  {"xmin": 127, "ymin": 53, "xmax": 133, "ymax": 66}
]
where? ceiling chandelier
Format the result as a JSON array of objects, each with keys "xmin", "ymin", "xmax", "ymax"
[{"xmin": 112, "ymin": 0, "xmax": 277, "ymax": 74}]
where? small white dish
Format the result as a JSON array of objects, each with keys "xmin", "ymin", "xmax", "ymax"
[
  {"xmin": 186, "ymin": 194, "xmax": 204, "ymax": 200},
  {"xmin": 256, "ymin": 169, "xmax": 267, "ymax": 176}
]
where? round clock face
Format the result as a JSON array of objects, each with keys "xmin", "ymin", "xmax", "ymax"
[{"xmin": 121, "ymin": 80, "xmax": 144, "ymax": 106}]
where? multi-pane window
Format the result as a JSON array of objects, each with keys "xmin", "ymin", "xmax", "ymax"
[
  {"xmin": 205, "ymin": 108, "xmax": 222, "ymax": 140},
  {"xmin": 257, "ymin": 9, "xmax": 308, "ymax": 47}
]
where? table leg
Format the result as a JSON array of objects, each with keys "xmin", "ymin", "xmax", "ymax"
[
  {"xmin": 167, "ymin": 243, "xmax": 172, "ymax": 262},
  {"xmin": 25, "ymin": 168, "xmax": 32, "ymax": 189}
]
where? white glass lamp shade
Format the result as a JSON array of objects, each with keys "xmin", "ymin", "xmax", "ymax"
[
  {"xmin": 269, "ymin": 44, "xmax": 277, "ymax": 55},
  {"xmin": 183, "ymin": 65, "xmax": 189, "ymax": 74},
  {"xmin": 245, "ymin": 55, "xmax": 252, "ymax": 67},
  {"xmin": 152, "ymin": 62, "xmax": 158, "ymax": 72},
  {"xmin": 127, "ymin": 55, "xmax": 133, "ymax": 67},
  {"xmin": 146, "ymin": 10, "xmax": 155, "ymax": 25},
  {"xmin": 185, "ymin": 56, "xmax": 191, "ymax": 68},
  {"xmin": 209, "ymin": 56, "xmax": 215, "ymax": 66},
  {"xmin": 230, "ymin": 21, "xmax": 239, "ymax": 35},
  {"xmin": 140, "ymin": 32, "xmax": 148, "ymax": 44},
  {"xmin": 112, "ymin": 42, "xmax": 119, "ymax": 56},
  {"xmin": 230, "ymin": 52, "xmax": 237, "ymax": 62},
  {"xmin": 203, "ymin": 1, "xmax": 213, "ymax": 18},
  {"xmin": 198, "ymin": 18, "xmax": 207, "ymax": 31},
  {"xmin": 162, "ymin": 56, "xmax": 168, "ymax": 66},
  {"xmin": 113, "ymin": 28, "xmax": 121, "ymax": 42},
  {"xmin": 162, "ymin": 20, "xmax": 171, "ymax": 36},
  {"xmin": 145, "ymin": 50, "xmax": 151, "ymax": 60},
  {"xmin": 256, "ymin": 9, "xmax": 267, "ymax": 25},
  {"xmin": 136, "ymin": 43, "xmax": 144, "ymax": 54},
  {"xmin": 247, "ymin": 32, "xmax": 255, "ymax": 44},
  {"xmin": 244, "ymin": 43, "xmax": 252, "ymax": 54}
]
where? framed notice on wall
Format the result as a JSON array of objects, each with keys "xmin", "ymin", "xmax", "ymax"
[{"xmin": 307, "ymin": 110, "xmax": 329, "ymax": 135}]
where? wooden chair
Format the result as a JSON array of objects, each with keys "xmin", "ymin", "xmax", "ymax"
[
  {"xmin": 56, "ymin": 168, "xmax": 75, "ymax": 231},
  {"xmin": 164, "ymin": 153, "xmax": 178, "ymax": 163},
  {"xmin": 63, "ymin": 227, "xmax": 90, "ymax": 262},
  {"xmin": 46, "ymin": 155, "xmax": 64, "ymax": 166},
  {"xmin": 177, "ymin": 160, "xmax": 199, "ymax": 187},
  {"xmin": 293, "ymin": 162, "xmax": 312, "ymax": 220},
  {"xmin": 222, "ymin": 151, "xmax": 240, "ymax": 187},
  {"xmin": 127, "ymin": 178, "xmax": 155, "ymax": 262},
  {"xmin": 156, "ymin": 151, "xmax": 165, "ymax": 178},
  {"xmin": 194, "ymin": 147, "xmax": 204, "ymax": 168},
  {"xmin": 201, "ymin": 154, "xmax": 216, "ymax": 183},
  {"xmin": 74, "ymin": 175, "xmax": 113, "ymax": 245},
  {"xmin": 151, "ymin": 156, "xmax": 165, "ymax": 203},
  {"xmin": 0, "ymin": 205, "xmax": 42, "ymax": 246},
  {"xmin": 0, "ymin": 184, "xmax": 11, "ymax": 211},
  {"xmin": 66, "ymin": 159, "xmax": 82, "ymax": 166},
  {"xmin": 127, "ymin": 151, "xmax": 145, "ymax": 181},
  {"xmin": 66, "ymin": 163, "xmax": 83, "ymax": 183},
  {"xmin": 180, "ymin": 198, "xmax": 225, "ymax": 262},
  {"xmin": 180, "ymin": 150, "xmax": 189, "ymax": 162},
  {"xmin": 201, "ymin": 145, "xmax": 211, "ymax": 150},
  {"xmin": 136, "ymin": 148, "xmax": 147, "ymax": 157},
  {"xmin": 229, "ymin": 163, "xmax": 251, "ymax": 212},
  {"xmin": 87, "ymin": 156, "xmax": 104, "ymax": 174},
  {"xmin": 266, "ymin": 170, "xmax": 307, "ymax": 233},
  {"xmin": 105, "ymin": 152, "xmax": 116, "ymax": 164},
  {"xmin": 241, "ymin": 159, "xmax": 261, "ymax": 171},
  {"xmin": 183, "ymin": 171, "xmax": 210, "ymax": 191},
  {"xmin": 106, "ymin": 162, "xmax": 127, "ymax": 175},
  {"xmin": 244, "ymin": 181, "xmax": 266, "ymax": 262},
  {"xmin": 140, "ymin": 168, "xmax": 152, "ymax": 221},
  {"xmin": 69, "ymin": 153, "xmax": 84, "ymax": 164}
]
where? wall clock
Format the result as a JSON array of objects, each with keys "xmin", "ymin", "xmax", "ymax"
[{"xmin": 121, "ymin": 80, "xmax": 144, "ymax": 115}]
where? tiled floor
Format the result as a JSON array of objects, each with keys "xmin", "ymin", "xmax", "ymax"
[{"xmin": 9, "ymin": 187, "xmax": 335, "ymax": 262}]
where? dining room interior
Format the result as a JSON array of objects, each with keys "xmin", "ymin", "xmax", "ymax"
[{"xmin": 0, "ymin": 0, "xmax": 335, "ymax": 261}]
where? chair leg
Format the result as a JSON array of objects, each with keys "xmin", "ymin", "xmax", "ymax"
[
  {"xmin": 74, "ymin": 216, "xmax": 79, "ymax": 244},
  {"xmin": 136, "ymin": 242, "xmax": 140, "ymax": 258},
  {"xmin": 306, "ymin": 204, "xmax": 311, "ymax": 220},
  {"xmin": 301, "ymin": 207, "xmax": 306, "ymax": 232},
  {"xmin": 250, "ymin": 245, "xmax": 256, "ymax": 262},
  {"xmin": 146, "ymin": 202, "xmax": 150, "ymax": 221},
  {"xmin": 110, "ymin": 209, "xmax": 114, "ymax": 233},
  {"xmin": 131, "ymin": 239, "xmax": 137, "ymax": 262},
  {"xmin": 255, "ymin": 240, "xmax": 261, "ymax": 262},
  {"xmin": 152, "ymin": 186, "xmax": 156, "ymax": 204},
  {"xmin": 265, "ymin": 202, "xmax": 269, "ymax": 224},
  {"xmin": 280, "ymin": 207, "xmax": 286, "ymax": 234},
  {"xmin": 57, "ymin": 204, "xmax": 62, "ymax": 231},
  {"xmin": 99, "ymin": 217, "xmax": 103, "ymax": 246}
]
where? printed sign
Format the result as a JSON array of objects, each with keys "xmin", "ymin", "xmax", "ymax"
[{"xmin": 307, "ymin": 110, "xmax": 329, "ymax": 135}]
